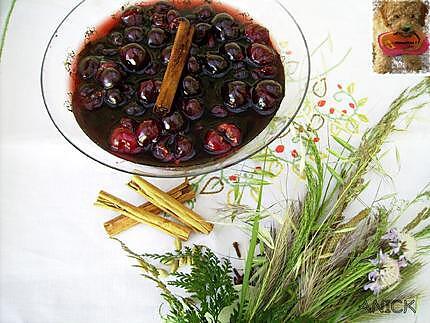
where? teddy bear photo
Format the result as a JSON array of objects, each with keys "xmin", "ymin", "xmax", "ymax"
[{"xmin": 373, "ymin": 0, "xmax": 429, "ymax": 73}]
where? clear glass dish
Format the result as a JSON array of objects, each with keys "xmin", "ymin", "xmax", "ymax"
[{"xmin": 40, "ymin": 0, "xmax": 310, "ymax": 178}]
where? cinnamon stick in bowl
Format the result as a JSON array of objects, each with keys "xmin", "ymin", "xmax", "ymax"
[{"xmin": 153, "ymin": 19, "xmax": 195, "ymax": 116}]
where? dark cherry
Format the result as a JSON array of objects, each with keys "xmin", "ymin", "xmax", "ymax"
[
  {"xmin": 119, "ymin": 117, "xmax": 134, "ymax": 130},
  {"xmin": 154, "ymin": 1, "xmax": 174, "ymax": 13},
  {"xmin": 108, "ymin": 31, "xmax": 124, "ymax": 46},
  {"xmin": 119, "ymin": 83, "xmax": 135, "ymax": 99},
  {"xmin": 161, "ymin": 45, "xmax": 173, "ymax": 65},
  {"xmin": 245, "ymin": 23, "xmax": 270, "ymax": 44},
  {"xmin": 151, "ymin": 13, "xmax": 168, "ymax": 29},
  {"xmin": 182, "ymin": 75, "xmax": 201, "ymax": 96},
  {"xmin": 222, "ymin": 81, "xmax": 250, "ymax": 111},
  {"xmin": 152, "ymin": 135, "xmax": 175, "ymax": 162},
  {"xmin": 233, "ymin": 69, "xmax": 250, "ymax": 80},
  {"xmin": 211, "ymin": 13, "xmax": 241, "ymax": 41},
  {"xmin": 217, "ymin": 123, "xmax": 242, "ymax": 147},
  {"xmin": 205, "ymin": 54, "xmax": 228, "ymax": 75},
  {"xmin": 78, "ymin": 56, "xmax": 99, "ymax": 80},
  {"xmin": 124, "ymin": 26, "xmax": 145, "ymax": 43},
  {"xmin": 162, "ymin": 111, "xmax": 186, "ymax": 133},
  {"xmin": 147, "ymin": 28, "xmax": 167, "ymax": 47},
  {"xmin": 204, "ymin": 130, "xmax": 231, "ymax": 155},
  {"xmin": 252, "ymin": 80, "xmax": 283, "ymax": 115},
  {"xmin": 210, "ymin": 105, "xmax": 228, "ymax": 118},
  {"xmin": 101, "ymin": 48, "xmax": 119, "ymax": 56},
  {"xmin": 180, "ymin": 99, "xmax": 204, "ymax": 120},
  {"xmin": 144, "ymin": 62, "xmax": 160, "ymax": 76},
  {"xmin": 167, "ymin": 10, "xmax": 181, "ymax": 32},
  {"xmin": 124, "ymin": 101, "xmax": 146, "ymax": 117},
  {"xmin": 175, "ymin": 135, "xmax": 195, "ymax": 161},
  {"xmin": 105, "ymin": 88, "xmax": 127, "ymax": 108},
  {"xmin": 137, "ymin": 80, "xmax": 161, "ymax": 105},
  {"xmin": 136, "ymin": 119, "xmax": 161, "ymax": 148},
  {"xmin": 223, "ymin": 42, "xmax": 244, "ymax": 61},
  {"xmin": 120, "ymin": 43, "xmax": 150, "ymax": 71},
  {"xmin": 247, "ymin": 43, "xmax": 276, "ymax": 66},
  {"xmin": 187, "ymin": 56, "xmax": 201, "ymax": 74},
  {"xmin": 121, "ymin": 6, "xmax": 144, "ymax": 26},
  {"xmin": 109, "ymin": 119, "xmax": 141, "ymax": 154},
  {"xmin": 78, "ymin": 83, "xmax": 105, "ymax": 110},
  {"xmin": 194, "ymin": 5, "xmax": 214, "ymax": 21},
  {"xmin": 252, "ymin": 65, "xmax": 278, "ymax": 79},
  {"xmin": 97, "ymin": 67, "xmax": 122, "ymax": 89},
  {"xmin": 194, "ymin": 23, "xmax": 212, "ymax": 44}
]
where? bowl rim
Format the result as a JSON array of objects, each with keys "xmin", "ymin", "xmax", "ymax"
[{"xmin": 40, "ymin": 0, "xmax": 311, "ymax": 178}]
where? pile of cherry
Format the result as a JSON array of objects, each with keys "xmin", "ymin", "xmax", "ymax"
[{"xmin": 73, "ymin": 1, "xmax": 285, "ymax": 165}]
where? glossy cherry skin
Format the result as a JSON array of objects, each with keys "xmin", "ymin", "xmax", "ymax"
[
  {"xmin": 154, "ymin": 1, "xmax": 174, "ymax": 13},
  {"xmin": 223, "ymin": 42, "xmax": 244, "ymax": 61},
  {"xmin": 194, "ymin": 5, "xmax": 214, "ymax": 21},
  {"xmin": 222, "ymin": 81, "xmax": 250, "ymax": 111},
  {"xmin": 194, "ymin": 23, "xmax": 212, "ymax": 44},
  {"xmin": 152, "ymin": 135, "xmax": 175, "ymax": 162},
  {"xmin": 137, "ymin": 80, "xmax": 161, "ymax": 106},
  {"xmin": 182, "ymin": 76, "xmax": 201, "ymax": 96},
  {"xmin": 205, "ymin": 54, "xmax": 228, "ymax": 75},
  {"xmin": 245, "ymin": 23, "xmax": 270, "ymax": 44},
  {"xmin": 124, "ymin": 26, "xmax": 145, "ymax": 43},
  {"xmin": 203, "ymin": 130, "xmax": 231, "ymax": 155},
  {"xmin": 162, "ymin": 111, "xmax": 186, "ymax": 133},
  {"xmin": 161, "ymin": 45, "xmax": 173, "ymax": 65},
  {"xmin": 121, "ymin": 6, "xmax": 144, "ymax": 26},
  {"xmin": 247, "ymin": 43, "xmax": 276, "ymax": 66},
  {"xmin": 181, "ymin": 99, "xmax": 204, "ymax": 120},
  {"xmin": 136, "ymin": 119, "xmax": 161, "ymax": 148},
  {"xmin": 174, "ymin": 135, "xmax": 195, "ymax": 161},
  {"xmin": 166, "ymin": 10, "xmax": 181, "ymax": 32},
  {"xmin": 120, "ymin": 43, "xmax": 150, "ymax": 71},
  {"xmin": 252, "ymin": 80, "xmax": 284, "ymax": 115},
  {"xmin": 78, "ymin": 56, "xmax": 99, "ymax": 80},
  {"xmin": 211, "ymin": 13, "xmax": 241, "ymax": 41},
  {"xmin": 216, "ymin": 123, "xmax": 242, "ymax": 147},
  {"xmin": 252, "ymin": 65, "xmax": 278, "ymax": 79},
  {"xmin": 124, "ymin": 101, "xmax": 146, "ymax": 117},
  {"xmin": 78, "ymin": 83, "xmax": 105, "ymax": 110},
  {"xmin": 110, "ymin": 120, "xmax": 142, "ymax": 154},
  {"xmin": 187, "ymin": 56, "xmax": 201, "ymax": 74},
  {"xmin": 105, "ymin": 88, "xmax": 127, "ymax": 108},
  {"xmin": 97, "ymin": 67, "xmax": 122, "ymax": 89},
  {"xmin": 147, "ymin": 28, "xmax": 167, "ymax": 47}
]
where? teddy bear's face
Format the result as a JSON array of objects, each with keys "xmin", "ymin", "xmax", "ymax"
[{"xmin": 380, "ymin": 0, "xmax": 428, "ymax": 35}]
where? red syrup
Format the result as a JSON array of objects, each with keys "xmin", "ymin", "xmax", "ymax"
[{"xmin": 71, "ymin": 0, "xmax": 285, "ymax": 166}]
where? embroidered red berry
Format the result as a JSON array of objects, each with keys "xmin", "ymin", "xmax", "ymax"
[
  {"xmin": 313, "ymin": 137, "xmax": 320, "ymax": 143},
  {"xmin": 255, "ymin": 166, "xmax": 262, "ymax": 170},
  {"xmin": 229, "ymin": 175, "xmax": 238, "ymax": 182},
  {"xmin": 329, "ymin": 108, "xmax": 335, "ymax": 114},
  {"xmin": 337, "ymin": 84, "xmax": 342, "ymax": 89},
  {"xmin": 275, "ymin": 145, "xmax": 285, "ymax": 153},
  {"xmin": 349, "ymin": 102, "xmax": 355, "ymax": 109},
  {"xmin": 291, "ymin": 149, "xmax": 298, "ymax": 158},
  {"xmin": 317, "ymin": 100, "xmax": 326, "ymax": 107},
  {"xmin": 342, "ymin": 109, "xmax": 347, "ymax": 114}
]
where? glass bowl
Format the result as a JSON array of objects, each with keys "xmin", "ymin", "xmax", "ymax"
[{"xmin": 40, "ymin": 0, "xmax": 310, "ymax": 178}]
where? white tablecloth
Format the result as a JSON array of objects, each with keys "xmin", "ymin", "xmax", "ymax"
[{"xmin": 1, "ymin": 1, "xmax": 429, "ymax": 322}]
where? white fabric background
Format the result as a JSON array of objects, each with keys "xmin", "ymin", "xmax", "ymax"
[{"xmin": 0, "ymin": 1, "xmax": 429, "ymax": 322}]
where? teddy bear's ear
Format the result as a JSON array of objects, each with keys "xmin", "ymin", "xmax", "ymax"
[{"xmin": 419, "ymin": 1, "xmax": 428, "ymax": 26}]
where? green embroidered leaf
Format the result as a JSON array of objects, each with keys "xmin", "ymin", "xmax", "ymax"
[
  {"xmin": 357, "ymin": 97, "xmax": 368, "ymax": 107},
  {"xmin": 346, "ymin": 83, "xmax": 355, "ymax": 94},
  {"xmin": 356, "ymin": 114, "xmax": 369, "ymax": 123}
]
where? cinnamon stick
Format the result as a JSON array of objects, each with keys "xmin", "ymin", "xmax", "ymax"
[
  {"xmin": 104, "ymin": 181, "xmax": 195, "ymax": 236},
  {"xmin": 95, "ymin": 191, "xmax": 192, "ymax": 241},
  {"xmin": 153, "ymin": 19, "xmax": 195, "ymax": 116},
  {"xmin": 128, "ymin": 176, "xmax": 213, "ymax": 234}
]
